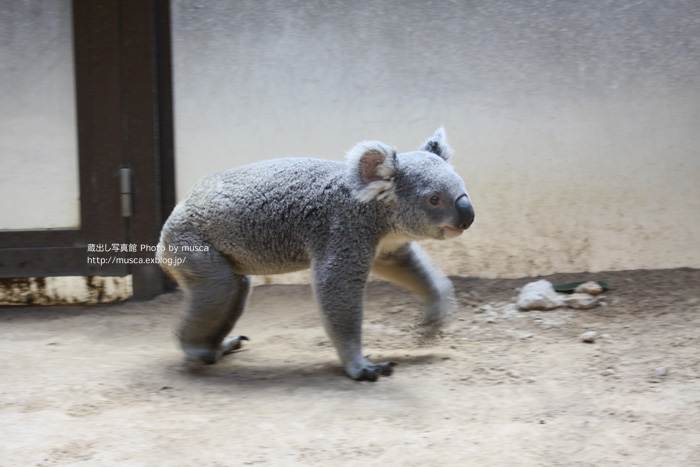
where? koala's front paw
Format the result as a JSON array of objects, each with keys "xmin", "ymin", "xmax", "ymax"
[
  {"xmin": 348, "ymin": 360, "xmax": 398, "ymax": 382},
  {"xmin": 417, "ymin": 289, "xmax": 456, "ymax": 338},
  {"xmin": 414, "ymin": 325, "xmax": 444, "ymax": 346}
]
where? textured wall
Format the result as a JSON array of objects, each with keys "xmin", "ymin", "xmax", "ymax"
[{"xmin": 172, "ymin": 0, "xmax": 700, "ymax": 280}]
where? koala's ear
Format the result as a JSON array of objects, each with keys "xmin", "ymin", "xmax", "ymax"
[
  {"xmin": 419, "ymin": 127, "xmax": 453, "ymax": 161},
  {"xmin": 346, "ymin": 141, "xmax": 398, "ymax": 203}
]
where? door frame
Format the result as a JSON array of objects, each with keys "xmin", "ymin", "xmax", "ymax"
[{"xmin": 0, "ymin": 0, "xmax": 175, "ymax": 300}]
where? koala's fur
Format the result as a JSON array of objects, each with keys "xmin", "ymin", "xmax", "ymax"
[{"xmin": 158, "ymin": 128, "xmax": 474, "ymax": 381}]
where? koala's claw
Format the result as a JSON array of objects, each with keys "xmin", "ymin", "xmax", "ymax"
[
  {"xmin": 221, "ymin": 335, "xmax": 249, "ymax": 355},
  {"xmin": 182, "ymin": 335, "xmax": 249, "ymax": 366},
  {"xmin": 355, "ymin": 361, "xmax": 399, "ymax": 382}
]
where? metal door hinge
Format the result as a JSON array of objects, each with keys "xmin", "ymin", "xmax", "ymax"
[{"xmin": 119, "ymin": 167, "xmax": 132, "ymax": 217}]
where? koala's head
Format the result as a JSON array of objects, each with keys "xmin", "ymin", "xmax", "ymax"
[{"xmin": 347, "ymin": 127, "xmax": 474, "ymax": 240}]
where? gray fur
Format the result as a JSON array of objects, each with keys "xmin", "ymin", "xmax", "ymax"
[{"xmin": 158, "ymin": 128, "xmax": 474, "ymax": 381}]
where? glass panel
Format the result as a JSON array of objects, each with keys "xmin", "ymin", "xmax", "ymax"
[{"xmin": 0, "ymin": 0, "xmax": 79, "ymax": 229}]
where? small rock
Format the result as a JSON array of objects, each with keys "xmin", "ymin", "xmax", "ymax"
[
  {"xmin": 602, "ymin": 368, "xmax": 616, "ymax": 376},
  {"xmin": 574, "ymin": 281, "xmax": 604, "ymax": 295},
  {"xmin": 655, "ymin": 367, "xmax": 669, "ymax": 377},
  {"xmin": 563, "ymin": 293, "xmax": 599, "ymax": 310},
  {"xmin": 580, "ymin": 331, "xmax": 598, "ymax": 343},
  {"xmin": 517, "ymin": 280, "xmax": 565, "ymax": 311}
]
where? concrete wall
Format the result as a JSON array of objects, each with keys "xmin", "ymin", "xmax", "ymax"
[{"xmin": 171, "ymin": 0, "xmax": 700, "ymax": 280}]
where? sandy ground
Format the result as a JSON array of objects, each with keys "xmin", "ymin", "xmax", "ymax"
[{"xmin": 1, "ymin": 268, "xmax": 699, "ymax": 466}]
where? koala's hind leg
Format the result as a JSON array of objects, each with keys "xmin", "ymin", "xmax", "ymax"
[
  {"xmin": 372, "ymin": 242, "xmax": 456, "ymax": 335},
  {"xmin": 172, "ymin": 249, "xmax": 252, "ymax": 365}
]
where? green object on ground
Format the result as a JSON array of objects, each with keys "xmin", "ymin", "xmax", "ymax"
[{"xmin": 553, "ymin": 281, "xmax": 610, "ymax": 293}]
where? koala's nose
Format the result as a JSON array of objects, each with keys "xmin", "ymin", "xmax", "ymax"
[{"xmin": 455, "ymin": 194, "xmax": 474, "ymax": 230}]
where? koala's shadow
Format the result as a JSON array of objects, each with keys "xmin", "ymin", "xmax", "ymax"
[{"xmin": 163, "ymin": 352, "xmax": 445, "ymax": 391}]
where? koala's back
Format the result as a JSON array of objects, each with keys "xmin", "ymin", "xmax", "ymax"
[{"xmin": 162, "ymin": 158, "xmax": 355, "ymax": 275}]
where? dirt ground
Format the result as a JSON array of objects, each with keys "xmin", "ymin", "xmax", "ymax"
[{"xmin": 1, "ymin": 268, "xmax": 699, "ymax": 466}]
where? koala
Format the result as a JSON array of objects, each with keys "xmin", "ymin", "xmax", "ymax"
[{"xmin": 157, "ymin": 127, "xmax": 474, "ymax": 381}]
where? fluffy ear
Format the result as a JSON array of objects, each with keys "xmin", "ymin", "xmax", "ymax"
[
  {"xmin": 419, "ymin": 127, "xmax": 453, "ymax": 161},
  {"xmin": 346, "ymin": 141, "xmax": 398, "ymax": 203}
]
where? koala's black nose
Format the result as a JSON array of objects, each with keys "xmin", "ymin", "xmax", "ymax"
[{"xmin": 455, "ymin": 194, "xmax": 474, "ymax": 230}]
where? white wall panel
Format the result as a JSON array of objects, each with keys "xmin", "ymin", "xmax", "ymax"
[
  {"xmin": 0, "ymin": 0, "xmax": 79, "ymax": 230},
  {"xmin": 172, "ymin": 0, "xmax": 700, "ymax": 279}
]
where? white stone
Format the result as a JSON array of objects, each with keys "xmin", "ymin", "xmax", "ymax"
[
  {"xmin": 516, "ymin": 280, "xmax": 565, "ymax": 311},
  {"xmin": 580, "ymin": 331, "xmax": 598, "ymax": 343},
  {"xmin": 574, "ymin": 281, "xmax": 604, "ymax": 295},
  {"xmin": 563, "ymin": 293, "xmax": 599, "ymax": 309}
]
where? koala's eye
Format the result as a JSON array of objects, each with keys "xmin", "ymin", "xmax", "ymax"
[{"xmin": 429, "ymin": 195, "xmax": 441, "ymax": 206}]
